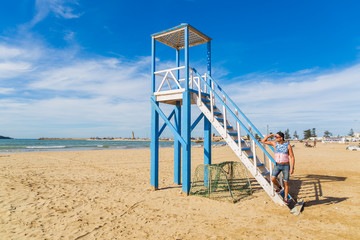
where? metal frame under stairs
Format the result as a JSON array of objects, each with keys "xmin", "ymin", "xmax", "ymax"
[{"xmin": 192, "ymin": 93, "xmax": 287, "ymax": 206}]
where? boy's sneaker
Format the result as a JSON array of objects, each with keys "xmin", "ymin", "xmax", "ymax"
[
  {"xmin": 284, "ymin": 198, "xmax": 290, "ymax": 205},
  {"xmin": 275, "ymin": 187, "xmax": 283, "ymax": 193}
]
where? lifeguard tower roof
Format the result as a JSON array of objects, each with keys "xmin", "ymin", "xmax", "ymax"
[{"xmin": 152, "ymin": 23, "xmax": 211, "ymax": 50}]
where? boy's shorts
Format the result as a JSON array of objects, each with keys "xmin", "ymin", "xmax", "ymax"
[{"xmin": 271, "ymin": 163, "xmax": 290, "ymax": 181}]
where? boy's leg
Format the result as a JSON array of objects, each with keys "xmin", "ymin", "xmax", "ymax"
[
  {"xmin": 271, "ymin": 176, "xmax": 281, "ymax": 188},
  {"xmin": 284, "ymin": 181, "xmax": 289, "ymax": 197},
  {"xmin": 282, "ymin": 165, "xmax": 290, "ymax": 198},
  {"xmin": 271, "ymin": 164, "xmax": 282, "ymax": 189}
]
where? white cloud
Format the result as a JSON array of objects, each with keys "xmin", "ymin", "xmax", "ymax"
[
  {"xmin": 50, "ymin": 0, "xmax": 81, "ymax": 19},
  {"xmin": 0, "ymin": 39, "xmax": 152, "ymax": 138},
  {"xmin": 0, "ymin": 44, "xmax": 43, "ymax": 80},
  {"xmin": 0, "ymin": 61, "xmax": 33, "ymax": 79},
  {"xmin": 28, "ymin": 57, "xmax": 151, "ymax": 99},
  {"xmin": 27, "ymin": 0, "xmax": 81, "ymax": 27},
  {"xmin": 0, "ymin": 88, "xmax": 15, "ymax": 94},
  {"xmin": 226, "ymin": 64, "xmax": 360, "ymax": 103},
  {"xmin": 0, "ymin": 95, "xmax": 151, "ymax": 138},
  {"xmin": 0, "ymin": 46, "xmax": 23, "ymax": 59},
  {"xmin": 220, "ymin": 65, "xmax": 360, "ymax": 136},
  {"xmin": 64, "ymin": 31, "xmax": 75, "ymax": 42}
]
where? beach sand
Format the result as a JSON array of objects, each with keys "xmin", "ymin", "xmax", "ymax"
[{"xmin": 1, "ymin": 143, "xmax": 359, "ymax": 239}]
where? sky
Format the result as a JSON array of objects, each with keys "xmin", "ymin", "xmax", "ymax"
[{"xmin": 0, "ymin": 0, "xmax": 360, "ymax": 139}]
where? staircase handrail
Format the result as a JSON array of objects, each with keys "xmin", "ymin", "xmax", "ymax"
[
  {"xmin": 191, "ymin": 67, "xmax": 276, "ymax": 165},
  {"xmin": 205, "ymin": 73, "xmax": 275, "ymax": 152}
]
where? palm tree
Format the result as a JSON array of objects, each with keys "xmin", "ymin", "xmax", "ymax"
[{"xmin": 324, "ymin": 130, "xmax": 332, "ymax": 138}]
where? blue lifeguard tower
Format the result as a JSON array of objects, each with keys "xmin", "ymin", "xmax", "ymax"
[
  {"xmin": 150, "ymin": 23, "xmax": 212, "ymax": 194},
  {"xmin": 150, "ymin": 24, "xmax": 293, "ymax": 206}
]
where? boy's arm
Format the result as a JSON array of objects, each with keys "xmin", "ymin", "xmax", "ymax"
[
  {"xmin": 261, "ymin": 134, "xmax": 275, "ymax": 147},
  {"xmin": 288, "ymin": 144, "xmax": 295, "ymax": 174}
]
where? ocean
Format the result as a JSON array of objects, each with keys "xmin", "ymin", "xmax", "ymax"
[{"xmin": 0, "ymin": 139, "xmax": 211, "ymax": 153}]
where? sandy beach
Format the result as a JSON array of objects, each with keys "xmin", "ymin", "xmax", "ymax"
[{"xmin": 1, "ymin": 142, "xmax": 359, "ymax": 239}]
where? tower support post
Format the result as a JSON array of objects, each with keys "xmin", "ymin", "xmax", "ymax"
[
  {"xmin": 182, "ymin": 26, "xmax": 191, "ymax": 194},
  {"xmin": 174, "ymin": 49, "xmax": 182, "ymax": 184},
  {"xmin": 150, "ymin": 37, "xmax": 159, "ymax": 190},
  {"xmin": 204, "ymin": 41, "xmax": 212, "ymax": 166},
  {"xmin": 174, "ymin": 101, "xmax": 181, "ymax": 184}
]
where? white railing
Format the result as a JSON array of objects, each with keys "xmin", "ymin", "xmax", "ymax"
[
  {"xmin": 191, "ymin": 68, "xmax": 277, "ymax": 163},
  {"xmin": 154, "ymin": 66, "xmax": 185, "ymax": 92},
  {"xmin": 154, "ymin": 66, "xmax": 208, "ymax": 94}
]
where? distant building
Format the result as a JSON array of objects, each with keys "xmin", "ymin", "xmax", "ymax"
[
  {"xmin": 344, "ymin": 137, "xmax": 358, "ymax": 142},
  {"xmin": 309, "ymin": 137, "xmax": 323, "ymax": 141},
  {"xmin": 322, "ymin": 137, "xmax": 345, "ymax": 143}
]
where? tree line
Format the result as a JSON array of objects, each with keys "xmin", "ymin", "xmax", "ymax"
[
  {"xmin": 287, "ymin": 128, "xmax": 355, "ymax": 140},
  {"xmin": 249, "ymin": 128, "xmax": 355, "ymax": 140}
]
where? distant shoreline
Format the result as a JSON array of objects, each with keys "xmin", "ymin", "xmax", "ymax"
[
  {"xmin": 0, "ymin": 136, "xmax": 13, "ymax": 139},
  {"xmin": 37, "ymin": 138, "xmax": 168, "ymax": 142},
  {"xmin": 37, "ymin": 138, "xmax": 222, "ymax": 142}
]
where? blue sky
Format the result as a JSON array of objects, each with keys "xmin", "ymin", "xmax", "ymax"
[{"xmin": 0, "ymin": 0, "xmax": 359, "ymax": 139}]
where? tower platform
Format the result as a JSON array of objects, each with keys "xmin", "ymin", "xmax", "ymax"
[{"xmin": 154, "ymin": 89, "xmax": 209, "ymax": 105}]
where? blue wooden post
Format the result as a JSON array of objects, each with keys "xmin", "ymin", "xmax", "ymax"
[
  {"xmin": 174, "ymin": 102, "xmax": 181, "ymax": 184},
  {"xmin": 150, "ymin": 37, "xmax": 159, "ymax": 190},
  {"xmin": 176, "ymin": 49, "xmax": 180, "ymax": 88},
  {"xmin": 182, "ymin": 26, "xmax": 191, "ymax": 194},
  {"xmin": 207, "ymin": 41, "xmax": 211, "ymax": 77},
  {"xmin": 204, "ymin": 41, "xmax": 212, "ymax": 166},
  {"xmin": 204, "ymin": 41, "xmax": 212, "ymax": 188},
  {"xmin": 174, "ymin": 49, "xmax": 181, "ymax": 184}
]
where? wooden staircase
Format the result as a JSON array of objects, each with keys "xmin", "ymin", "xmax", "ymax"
[{"xmin": 189, "ymin": 68, "xmax": 293, "ymax": 206}]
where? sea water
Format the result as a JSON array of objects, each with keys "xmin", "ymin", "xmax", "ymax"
[{"xmin": 0, "ymin": 139, "xmax": 213, "ymax": 153}]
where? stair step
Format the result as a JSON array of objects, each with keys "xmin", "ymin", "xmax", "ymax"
[
  {"xmin": 248, "ymin": 156, "xmax": 254, "ymax": 159},
  {"xmin": 234, "ymin": 140, "xmax": 245, "ymax": 143},
  {"xmin": 242, "ymin": 147, "xmax": 251, "ymax": 151},
  {"xmin": 228, "ymin": 132, "xmax": 237, "ymax": 136},
  {"xmin": 262, "ymin": 171, "xmax": 270, "ymax": 176},
  {"xmin": 201, "ymin": 98, "xmax": 210, "ymax": 103},
  {"xmin": 221, "ymin": 125, "xmax": 233, "ymax": 129},
  {"xmin": 189, "ymin": 89, "xmax": 210, "ymax": 97},
  {"xmin": 216, "ymin": 118, "xmax": 224, "ymax": 122},
  {"xmin": 214, "ymin": 111, "xmax": 222, "ymax": 116},
  {"xmin": 257, "ymin": 163, "xmax": 264, "ymax": 167},
  {"xmin": 205, "ymin": 104, "xmax": 217, "ymax": 109}
]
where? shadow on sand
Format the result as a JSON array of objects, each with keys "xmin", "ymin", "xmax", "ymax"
[
  {"xmin": 249, "ymin": 174, "xmax": 347, "ymax": 207},
  {"xmin": 158, "ymin": 185, "xmax": 182, "ymax": 191},
  {"xmin": 290, "ymin": 174, "xmax": 347, "ymax": 206}
]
